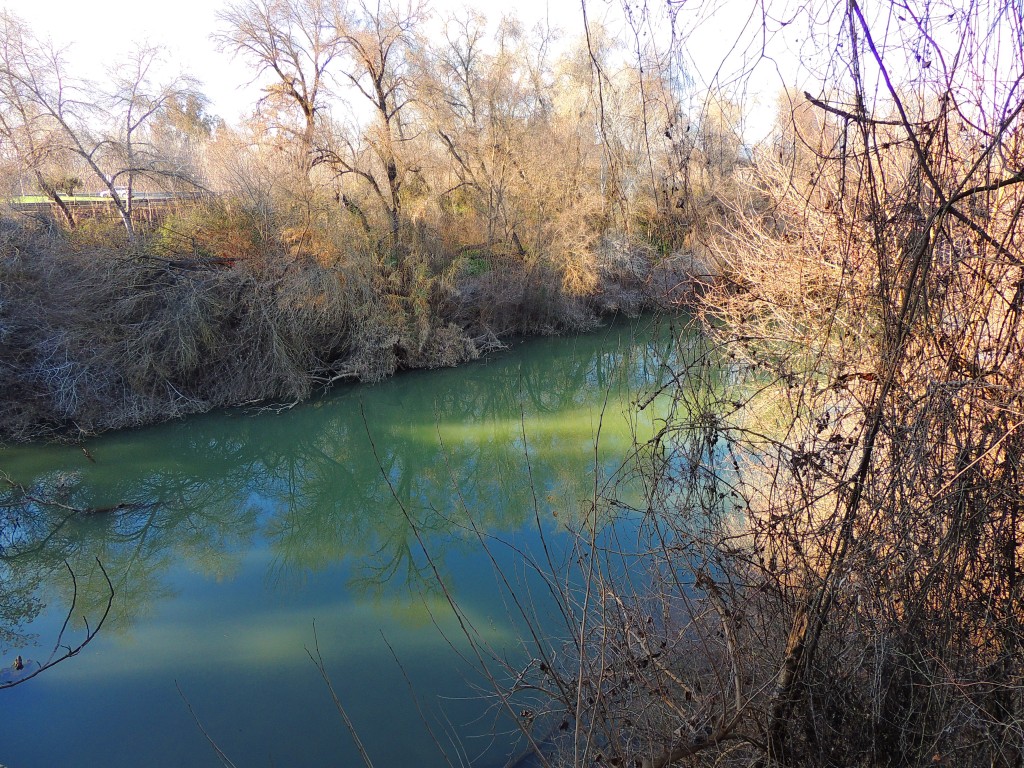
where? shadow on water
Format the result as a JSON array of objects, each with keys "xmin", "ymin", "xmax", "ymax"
[{"xmin": 0, "ymin": 313, "xmax": 703, "ymax": 768}]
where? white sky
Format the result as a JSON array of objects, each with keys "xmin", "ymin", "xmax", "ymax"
[
  {"xmin": 3, "ymin": 0, "xmax": 803, "ymax": 140},
  {"xmin": 4, "ymin": 0, "xmax": 584, "ymax": 123},
  {"xmin": 7, "ymin": 0, "xmax": 298, "ymax": 123}
]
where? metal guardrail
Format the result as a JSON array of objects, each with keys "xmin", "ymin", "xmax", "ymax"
[
  {"xmin": 9, "ymin": 193, "xmax": 200, "ymax": 209},
  {"xmin": 6, "ymin": 195, "xmax": 205, "ymax": 225}
]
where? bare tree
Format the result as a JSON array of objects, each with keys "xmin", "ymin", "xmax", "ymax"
[
  {"xmin": 416, "ymin": 11, "xmax": 519, "ymax": 251},
  {"xmin": 104, "ymin": 46, "xmax": 207, "ymax": 224},
  {"xmin": 0, "ymin": 12, "xmax": 203, "ymax": 241},
  {"xmin": 216, "ymin": 0, "xmax": 424, "ymax": 251},
  {"xmin": 215, "ymin": 0, "xmax": 344, "ymax": 168},
  {"xmin": 325, "ymin": 0, "xmax": 426, "ymax": 249},
  {"xmin": 0, "ymin": 12, "xmax": 78, "ymax": 228}
]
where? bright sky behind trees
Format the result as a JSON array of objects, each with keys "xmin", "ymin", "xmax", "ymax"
[
  {"xmin": 4, "ymin": 0, "xmax": 805, "ymax": 141},
  {"xmin": 6, "ymin": 0, "xmax": 584, "ymax": 123}
]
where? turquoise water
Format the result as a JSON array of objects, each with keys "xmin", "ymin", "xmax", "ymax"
[{"xmin": 0, "ymin": 315, "xmax": 693, "ymax": 767}]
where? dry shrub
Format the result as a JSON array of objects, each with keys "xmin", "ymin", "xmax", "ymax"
[
  {"xmin": 154, "ymin": 200, "xmax": 268, "ymax": 264},
  {"xmin": 494, "ymin": 5, "xmax": 1024, "ymax": 766},
  {"xmin": 405, "ymin": 321, "xmax": 481, "ymax": 369},
  {"xmin": 704, "ymin": 147, "xmax": 883, "ymax": 381},
  {"xmin": 0, "ymin": 214, "xmax": 362, "ymax": 437},
  {"xmin": 454, "ymin": 252, "xmax": 600, "ymax": 338},
  {"xmin": 630, "ymin": 98, "xmax": 1023, "ymax": 768},
  {"xmin": 66, "ymin": 216, "xmax": 132, "ymax": 251}
]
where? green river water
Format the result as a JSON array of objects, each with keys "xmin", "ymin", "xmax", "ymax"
[{"xmin": 0, "ymin": 315, "xmax": 695, "ymax": 768}]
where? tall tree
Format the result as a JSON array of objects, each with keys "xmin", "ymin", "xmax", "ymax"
[
  {"xmin": 215, "ymin": 0, "xmax": 344, "ymax": 169},
  {"xmin": 217, "ymin": 0, "xmax": 426, "ymax": 250},
  {"xmin": 330, "ymin": 0, "xmax": 426, "ymax": 246},
  {"xmin": 148, "ymin": 91, "xmax": 219, "ymax": 192}
]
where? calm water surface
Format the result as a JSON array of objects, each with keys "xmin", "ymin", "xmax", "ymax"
[{"xmin": 0, "ymin": 315, "xmax": 693, "ymax": 768}]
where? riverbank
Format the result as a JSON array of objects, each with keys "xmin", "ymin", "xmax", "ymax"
[{"xmin": 0, "ymin": 207, "xmax": 703, "ymax": 443}]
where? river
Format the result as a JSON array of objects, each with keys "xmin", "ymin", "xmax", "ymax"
[{"xmin": 0, "ymin": 314, "xmax": 696, "ymax": 768}]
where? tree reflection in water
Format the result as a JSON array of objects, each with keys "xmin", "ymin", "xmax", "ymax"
[{"xmin": 0, "ymin": 314, "xmax": 700, "ymax": 767}]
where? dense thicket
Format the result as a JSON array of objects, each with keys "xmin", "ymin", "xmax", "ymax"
[
  {"xmin": 0, "ymin": 3, "xmax": 710, "ymax": 440},
  {"xmin": 475, "ymin": 3, "xmax": 1024, "ymax": 768},
  {"xmin": 0, "ymin": 208, "xmax": 694, "ymax": 439}
]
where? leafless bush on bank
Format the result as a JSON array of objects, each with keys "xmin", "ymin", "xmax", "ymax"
[{"xmin": 483, "ymin": 2, "xmax": 1024, "ymax": 767}]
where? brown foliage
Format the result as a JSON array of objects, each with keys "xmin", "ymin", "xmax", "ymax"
[{"xmin": 487, "ymin": 4, "xmax": 1024, "ymax": 768}]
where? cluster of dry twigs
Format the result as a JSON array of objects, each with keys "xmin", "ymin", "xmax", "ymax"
[{"xmin": 481, "ymin": 2, "xmax": 1024, "ymax": 766}]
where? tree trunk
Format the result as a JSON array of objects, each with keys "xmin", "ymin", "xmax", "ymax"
[{"xmin": 35, "ymin": 171, "xmax": 75, "ymax": 229}]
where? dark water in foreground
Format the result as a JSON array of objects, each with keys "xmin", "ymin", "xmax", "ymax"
[{"xmin": 0, "ymin": 315, "xmax": 692, "ymax": 768}]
